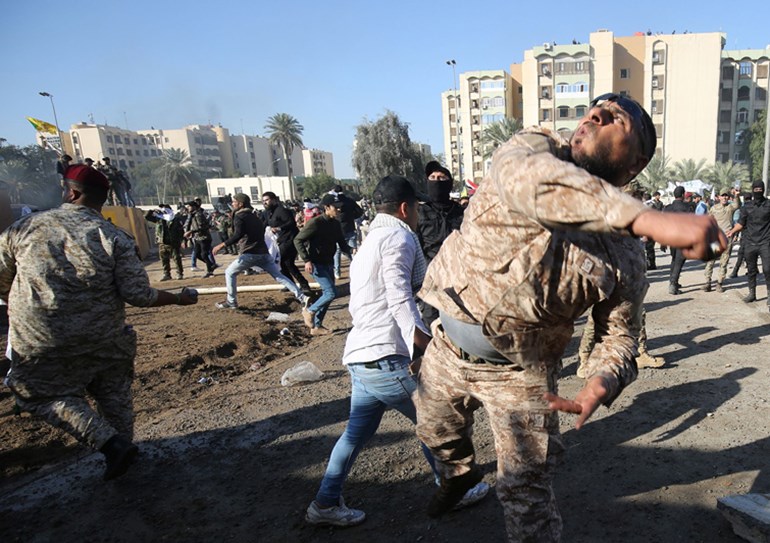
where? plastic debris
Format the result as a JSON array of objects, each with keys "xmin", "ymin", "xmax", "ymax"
[
  {"xmin": 266, "ymin": 312, "xmax": 290, "ymax": 322},
  {"xmin": 281, "ymin": 361, "xmax": 324, "ymax": 386},
  {"xmin": 280, "ymin": 327, "xmax": 290, "ymax": 336}
]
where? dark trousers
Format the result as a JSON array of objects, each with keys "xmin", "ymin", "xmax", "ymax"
[
  {"xmin": 745, "ymin": 243, "xmax": 770, "ymax": 284},
  {"xmin": 669, "ymin": 248, "xmax": 686, "ymax": 286},
  {"xmin": 194, "ymin": 237, "xmax": 216, "ymax": 272},
  {"xmin": 732, "ymin": 238, "xmax": 746, "ymax": 275},
  {"xmin": 279, "ymin": 241, "xmax": 310, "ymax": 290}
]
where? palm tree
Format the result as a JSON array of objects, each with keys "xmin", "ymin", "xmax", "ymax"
[
  {"xmin": 672, "ymin": 158, "xmax": 708, "ymax": 182},
  {"xmin": 705, "ymin": 161, "xmax": 750, "ymax": 194},
  {"xmin": 481, "ymin": 117, "xmax": 523, "ymax": 159},
  {"xmin": 157, "ymin": 148, "xmax": 198, "ymax": 202},
  {"xmin": 265, "ymin": 113, "xmax": 304, "ymax": 200},
  {"xmin": 635, "ymin": 153, "xmax": 672, "ymax": 193}
]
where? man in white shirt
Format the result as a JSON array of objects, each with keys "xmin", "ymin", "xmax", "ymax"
[{"xmin": 305, "ymin": 176, "xmax": 488, "ymax": 527}]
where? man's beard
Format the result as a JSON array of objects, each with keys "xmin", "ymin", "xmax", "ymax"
[{"xmin": 573, "ymin": 141, "xmax": 625, "ymax": 186}]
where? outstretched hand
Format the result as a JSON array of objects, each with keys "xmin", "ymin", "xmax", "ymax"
[{"xmin": 543, "ymin": 376, "xmax": 610, "ymax": 430}]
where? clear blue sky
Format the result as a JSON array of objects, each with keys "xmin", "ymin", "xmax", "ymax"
[{"xmin": 1, "ymin": 0, "xmax": 768, "ymax": 178}]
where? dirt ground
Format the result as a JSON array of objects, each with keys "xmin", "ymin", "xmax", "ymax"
[{"xmin": 2, "ymin": 247, "xmax": 770, "ymax": 543}]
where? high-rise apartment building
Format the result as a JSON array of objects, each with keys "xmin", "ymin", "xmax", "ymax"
[
  {"xmin": 443, "ymin": 30, "xmax": 768, "ymax": 182},
  {"xmin": 441, "ymin": 70, "xmax": 514, "ymax": 184},
  {"xmin": 301, "ymin": 149, "xmax": 335, "ymax": 177}
]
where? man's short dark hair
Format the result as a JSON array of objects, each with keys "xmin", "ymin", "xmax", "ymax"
[
  {"xmin": 673, "ymin": 186, "xmax": 685, "ymax": 198},
  {"xmin": 262, "ymin": 191, "xmax": 278, "ymax": 200},
  {"xmin": 332, "ymin": 185, "xmax": 344, "ymax": 192},
  {"xmin": 372, "ymin": 175, "xmax": 417, "ymax": 214},
  {"xmin": 653, "ymin": 191, "xmax": 661, "ymax": 197}
]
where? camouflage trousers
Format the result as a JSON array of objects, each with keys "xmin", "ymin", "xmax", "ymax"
[
  {"xmin": 415, "ymin": 324, "xmax": 565, "ymax": 542},
  {"xmin": 159, "ymin": 243, "xmax": 184, "ymax": 277},
  {"xmin": 704, "ymin": 238, "xmax": 733, "ymax": 283},
  {"xmin": 6, "ymin": 331, "xmax": 137, "ymax": 450},
  {"xmin": 579, "ymin": 306, "xmax": 648, "ymax": 359}
]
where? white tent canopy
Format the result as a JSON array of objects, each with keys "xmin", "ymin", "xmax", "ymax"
[{"xmin": 664, "ymin": 179, "xmax": 713, "ymax": 196}]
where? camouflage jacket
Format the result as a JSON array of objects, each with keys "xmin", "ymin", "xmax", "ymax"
[
  {"xmin": 0, "ymin": 203, "xmax": 158, "ymax": 358},
  {"xmin": 418, "ymin": 128, "xmax": 650, "ymax": 403}
]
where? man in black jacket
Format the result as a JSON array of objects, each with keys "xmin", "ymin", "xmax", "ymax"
[
  {"xmin": 262, "ymin": 191, "xmax": 311, "ymax": 294},
  {"xmin": 727, "ymin": 181, "xmax": 770, "ymax": 310},
  {"xmin": 212, "ymin": 194, "xmax": 308, "ymax": 309},
  {"xmin": 665, "ymin": 186, "xmax": 693, "ymax": 294},
  {"xmin": 417, "ymin": 161, "xmax": 464, "ymax": 325},
  {"xmin": 328, "ymin": 185, "xmax": 363, "ymax": 279}
]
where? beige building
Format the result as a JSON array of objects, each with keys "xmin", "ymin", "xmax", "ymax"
[
  {"xmin": 205, "ymin": 176, "xmax": 294, "ymax": 207},
  {"xmin": 301, "ymin": 148, "xmax": 335, "ymax": 177},
  {"xmin": 442, "ymin": 69, "xmax": 514, "ymax": 183},
  {"xmin": 433, "ymin": 30, "xmax": 768, "ymax": 181}
]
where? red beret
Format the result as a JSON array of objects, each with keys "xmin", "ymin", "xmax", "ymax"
[{"xmin": 64, "ymin": 164, "xmax": 110, "ymax": 189}]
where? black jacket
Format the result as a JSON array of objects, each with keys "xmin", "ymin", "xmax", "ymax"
[
  {"xmin": 263, "ymin": 204, "xmax": 299, "ymax": 246},
  {"xmin": 417, "ymin": 201, "xmax": 465, "ymax": 263},
  {"xmin": 294, "ymin": 214, "xmax": 351, "ymax": 265},
  {"xmin": 664, "ymin": 199, "xmax": 692, "ymax": 214},
  {"xmin": 224, "ymin": 208, "xmax": 268, "ymax": 255},
  {"xmin": 335, "ymin": 194, "xmax": 364, "ymax": 235}
]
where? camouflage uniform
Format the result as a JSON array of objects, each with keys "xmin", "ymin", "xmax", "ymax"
[
  {"xmin": 415, "ymin": 128, "xmax": 648, "ymax": 542},
  {"xmin": 0, "ymin": 204, "xmax": 158, "ymax": 450},
  {"xmin": 705, "ymin": 201, "xmax": 739, "ymax": 285},
  {"xmin": 145, "ymin": 210, "xmax": 185, "ymax": 278}
]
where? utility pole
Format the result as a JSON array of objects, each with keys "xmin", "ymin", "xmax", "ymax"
[
  {"xmin": 38, "ymin": 91, "xmax": 62, "ymax": 155},
  {"xmin": 763, "ymin": 108, "xmax": 770, "ymax": 195}
]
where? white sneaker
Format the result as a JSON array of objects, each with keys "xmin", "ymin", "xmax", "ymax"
[
  {"xmin": 334, "ymin": 272, "xmax": 341, "ymax": 280},
  {"xmin": 453, "ymin": 481, "xmax": 490, "ymax": 511},
  {"xmin": 305, "ymin": 497, "xmax": 366, "ymax": 527},
  {"xmin": 190, "ymin": 266, "xmax": 199, "ymax": 272}
]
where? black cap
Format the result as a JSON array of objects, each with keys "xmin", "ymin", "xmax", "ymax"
[
  {"xmin": 752, "ymin": 181, "xmax": 765, "ymax": 192},
  {"xmin": 320, "ymin": 193, "xmax": 344, "ymax": 207},
  {"xmin": 425, "ymin": 161, "xmax": 452, "ymax": 180},
  {"xmin": 372, "ymin": 175, "xmax": 418, "ymax": 205},
  {"xmin": 673, "ymin": 186, "xmax": 685, "ymax": 198}
]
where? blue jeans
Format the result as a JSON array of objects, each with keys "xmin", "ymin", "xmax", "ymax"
[
  {"xmin": 334, "ymin": 231, "xmax": 357, "ymax": 276},
  {"xmin": 309, "ymin": 263, "xmax": 335, "ymax": 327},
  {"xmin": 225, "ymin": 253, "xmax": 302, "ymax": 305},
  {"xmin": 315, "ymin": 355, "xmax": 437, "ymax": 506}
]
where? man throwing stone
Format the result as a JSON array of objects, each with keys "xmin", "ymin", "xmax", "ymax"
[{"xmin": 414, "ymin": 94, "xmax": 726, "ymax": 541}]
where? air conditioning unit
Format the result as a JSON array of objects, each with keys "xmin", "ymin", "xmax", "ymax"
[
  {"xmin": 482, "ymin": 105, "xmax": 488, "ymax": 109},
  {"xmin": 652, "ymin": 53, "xmax": 661, "ymax": 63},
  {"xmin": 543, "ymin": 42, "xmax": 553, "ymax": 51},
  {"xmin": 652, "ymin": 79, "xmax": 659, "ymax": 88}
]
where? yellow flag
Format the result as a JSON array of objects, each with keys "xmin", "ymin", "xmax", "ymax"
[{"xmin": 27, "ymin": 117, "xmax": 58, "ymax": 135}]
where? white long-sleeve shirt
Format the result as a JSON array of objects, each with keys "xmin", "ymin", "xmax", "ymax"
[{"xmin": 342, "ymin": 224, "xmax": 430, "ymax": 365}]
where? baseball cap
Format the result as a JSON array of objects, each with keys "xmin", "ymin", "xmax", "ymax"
[
  {"xmin": 590, "ymin": 93, "xmax": 657, "ymax": 161},
  {"xmin": 372, "ymin": 175, "xmax": 418, "ymax": 205},
  {"xmin": 63, "ymin": 164, "xmax": 110, "ymax": 189},
  {"xmin": 320, "ymin": 193, "xmax": 344, "ymax": 207}
]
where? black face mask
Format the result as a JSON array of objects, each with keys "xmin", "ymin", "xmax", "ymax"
[
  {"xmin": 427, "ymin": 180, "xmax": 452, "ymax": 203},
  {"xmin": 753, "ymin": 191, "xmax": 765, "ymax": 203}
]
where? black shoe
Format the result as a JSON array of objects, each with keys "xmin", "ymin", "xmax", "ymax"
[
  {"xmin": 668, "ymin": 284, "xmax": 680, "ymax": 295},
  {"xmin": 101, "ymin": 435, "xmax": 139, "ymax": 481},
  {"xmin": 427, "ymin": 468, "xmax": 483, "ymax": 518}
]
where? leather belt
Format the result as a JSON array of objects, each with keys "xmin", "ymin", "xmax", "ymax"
[{"xmin": 363, "ymin": 361, "xmax": 381, "ymax": 369}]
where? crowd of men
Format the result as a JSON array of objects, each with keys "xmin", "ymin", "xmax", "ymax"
[{"xmin": 6, "ymin": 92, "xmax": 767, "ymax": 542}]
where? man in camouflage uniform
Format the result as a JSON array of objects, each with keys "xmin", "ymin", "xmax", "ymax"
[
  {"xmin": 0, "ymin": 165, "xmax": 198, "ymax": 481},
  {"xmin": 145, "ymin": 204, "xmax": 185, "ymax": 280},
  {"xmin": 414, "ymin": 94, "xmax": 726, "ymax": 542},
  {"xmin": 704, "ymin": 189, "xmax": 740, "ymax": 292},
  {"xmin": 96, "ymin": 157, "xmax": 126, "ymax": 206}
]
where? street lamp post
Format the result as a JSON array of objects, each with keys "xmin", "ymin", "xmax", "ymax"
[
  {"xmin": 38, "ymin": 91, "xmax": 63, "ymax": 155},
  {"xmin": 446, "ymin": 60, "xmax": 462, "ymax": 182}
]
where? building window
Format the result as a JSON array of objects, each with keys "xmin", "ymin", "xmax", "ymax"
[
  {"xmin": 556, "ymin": 62, "xmax": 566, "ymax": 73},
  {"xmin": 737, "ymin": 109, "xmax": 749, "ymax": 123},
  {"xmin": 133, "ymin": 139, "xmax": 138, "ymax": 145},
  {"xmin": 652, "ymin": 75, "xmax": 664, "ymax": 89},
  {"xmin": 119, "ymin": 160, "xmax": 127, "ymax": 169},
  {"xmin": 481, "ymin": 97, "xmax": 491, "ymax": 107},
  {"xmin": 234, "ymin": 187, "xmax": 242, "ymax": 194},
  {"xmin": 117, "ymin": 148, "xmax": 124, "ymax": 156},
  {"xmin": 722, "ymin": 66, "xmax": 735, "ymax": 80},
  {"xmin": 250, "ymin": 187, "xmax": 260, "ymax": 200},
  {"xmin": 758, "ymin": 65, "xmax": 768, "ymax": 79},
  {"xmin": 718, "ymin": 131, "xmax": 729, "ymax": 144},
  {"xmin": 150, "ymin": 149, "xmax": 157, "ymax": 156},
  {"xmin": 739, "ymin": 61, "xmax": 753, "ymax": 78},
  {"xmin": 651, "ymin": 100, "xmax": 663, "ymax": 114},
  {"xmin": 619, "ymin": 90, "xmax": 629, "ymax": 97},
  {"xmin": 575, "ymin": 105, "xmax": 586, "ymax": 117},
  {"xmin": 756, "ymin": 87, "xmax": 767, "ymax": 101},
  {"xmin": 652, "ymin": 50, "xmax": 665, "ymax": 64},
  {"xmin": 114, "ymin": 136, "xmax": 122, "ymax": 144},
  {"xmin": 654, "ymin": 124, "xmax": 663, "ymax": 138},
  {"xmin": 106, "ymin": 135, "xmax": 113, "ymax": 143},
  {"xmin": 737, "ymin": 86, "xmax": 751, "ymax": 100},
  {"xmin": 143, "ymin": 150, "xmax": 149, "ymax": 156},
  {"xmin": 720, "ymin": 110, "xmax": 731, "ymax": 123},
  {"xmin": 558, "ymin": 106, "xmax": 570, "ymax": 119},
  {"xmin": 128, "ymin": 161, "xmax": 135, "ymax": 168},
  {"xmin": 574, "ymin": 61, "xmax": 585, "ymax": 72},
  {"xmin": 493, "ymin": 96, "xmax": 504, "ymax": 107},
  {"xmin": 518, "ymin": 86, "xmax": 523, "ymax": 94},
  {"xmin": 540, "ymin": 86, "xmax": 551, "ymax": 99},
  {"xmin": 217, "ymin": 187, "xmax": 226, "ymax": 196},
  {"xmin": 620, "ymin": 68, "xmax": 629, "ymax": 79},
  {"xmin": 541, "ymin": 109, "xmax": 551, "ymax": 121},
  {"xmin": 540, "ymin": 63, "xmax": 551, "ymax": 76},
  {"xmin": 721, "ymin": 88, "xmax": 733, "ymax": 102},
  {"xmin": 108, "ymin": 147, "xmax": 115, "ymax": 154},
  {"xmin": 126, "ymin": 149, "xmax": 133, "ymax": 156}
]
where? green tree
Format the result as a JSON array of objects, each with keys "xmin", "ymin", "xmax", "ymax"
[
  {"xmin": 129, "ymin": 158, "xmax": 166, "ymax": 201},
  {"xmin": 265, "ymin": 113, "xmax": 304, "ymax": 200},
  {"xmin": 747, "ymin": 109, "xmax": 766, "ymax": 181},
  {"xmin": 704, "ymin": 161, "xmax": 750, "ymax": 194},
  {"xmin": 0, "ymin": 143, "xmax": 60, "ymax": 207},
  {"xmin": 481, "ymin": 117, "xmax": 522, "ymax": 159},
  {"xmin": 352, "ymin": 110, "xmax": 424, "ymax": 194},
  {"xmin": 157, "ymin": 148, "xmax": 201, "ymax": 203},
  {"xmin": 635, "ymin": 153, "xmax": 672, "ymax": 193},
  {"xmin": 672, "ymin": 158, "xmax": 708, "ymax": 182},
  {"xmin": 302, "ymin": 173, "xmax": 339, "ymax": 199}
]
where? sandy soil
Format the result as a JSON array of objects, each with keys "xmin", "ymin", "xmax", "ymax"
[{"xmin": 1, "ymin": 248, "xmax": 770, "ymax": 542}]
